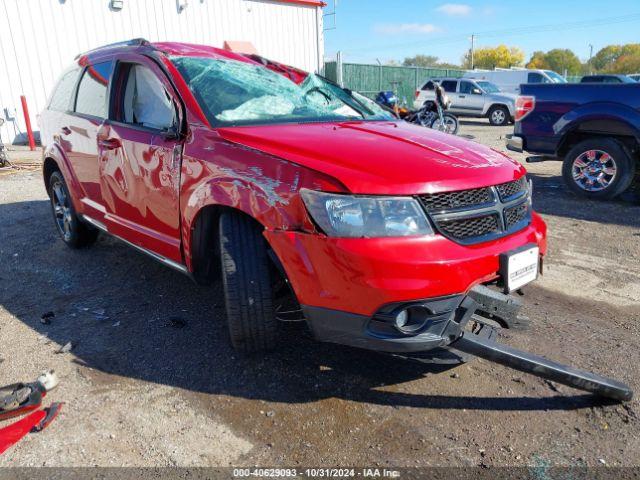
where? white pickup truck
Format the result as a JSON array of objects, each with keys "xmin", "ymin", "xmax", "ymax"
[{"xmin": 414, "ymin": 77, "xmax": 517, "ymax": 126}]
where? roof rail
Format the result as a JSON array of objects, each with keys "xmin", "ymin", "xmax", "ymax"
[{"xmin": 75, "ymin": 38, "xmax": 152, "ymax": 59}]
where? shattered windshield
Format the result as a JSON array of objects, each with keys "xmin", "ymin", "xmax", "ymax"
[{"xmin": 171, "ymin": 56, "xmax": 391, "ymax": 126}]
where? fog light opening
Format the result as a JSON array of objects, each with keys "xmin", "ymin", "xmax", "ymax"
[{"xmin": 393, "ymin": 306, "xmax": 432, "ymax": 334}]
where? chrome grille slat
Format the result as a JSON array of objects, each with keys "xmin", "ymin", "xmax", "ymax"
[{"xmin": 418, "ymin": 177, "xmax": 531, "ymax": 245}]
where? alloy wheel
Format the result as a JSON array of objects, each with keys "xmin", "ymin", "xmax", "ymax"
[
  {"xmin": 571, "ymin": 149, "xmax": 617, "ymax": 192},
  {"xmin": 52, "ymin": 181, "xmax": 73, "ymax": 241}
]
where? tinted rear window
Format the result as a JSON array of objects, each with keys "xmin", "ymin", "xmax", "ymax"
[
  {"xmin": 75, "ymin": 61, "xmax": 113, "ymax": 118},
  {"xmin": 48, "ymin": 68, "xmax": 80, "ymax": 112}
]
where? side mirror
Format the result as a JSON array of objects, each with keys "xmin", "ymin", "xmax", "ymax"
[{"xmin": 472, "ymin": 88, "xmax": 482, "ymax": 95}]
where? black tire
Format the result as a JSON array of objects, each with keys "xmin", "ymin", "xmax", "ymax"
[
  {"xmin": 488, "ymin": 105, "xmax": 510, "ymax": 126},
  {"xmin": 48, "ymin": 171, "xmax": 98, "ymax": 248},
  {"xmin": 562, "ymin": 138, "xmax": 636, "ymax": 200},
  {"xmin": 219, "ymin": 212, "xmax": 277, "ymax": 353}
]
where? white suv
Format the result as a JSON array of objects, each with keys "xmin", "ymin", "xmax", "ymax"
[{"xmin": 414, "ymin": 78, "xmax": 517, "ymax": 126}]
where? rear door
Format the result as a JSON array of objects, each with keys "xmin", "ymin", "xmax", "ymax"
[
  {"xmin": 97, "ymin": 56, "xmax": 184, "ymax": 263},
  {"xmin": 440, "ymin": 80, "xmax": 459, "ymax": 112},
  {"xmin": 66, "ymin": 59, "xmax": 114, "ymax": 218}
]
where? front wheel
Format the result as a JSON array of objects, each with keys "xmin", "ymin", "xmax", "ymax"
[
  {"xmin": 219, "ymin": 212, "xmax": 278, "ymax": 353},
  {"xmin": 562, "ymin": 138, "xmax": 636, "ymax": 200},
  {"xmin": 430, "ymin": 114, "xmax": 459, "ymax": 135}
]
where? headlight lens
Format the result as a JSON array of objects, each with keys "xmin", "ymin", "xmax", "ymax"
[{"xmin": 301, "ymin": 189, "xmax": 434, "ymax": 238}]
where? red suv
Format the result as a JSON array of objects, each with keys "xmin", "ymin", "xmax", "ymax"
[{"xmin": 40, "ymin": 40, "xmax": 547, "ymax": 357}]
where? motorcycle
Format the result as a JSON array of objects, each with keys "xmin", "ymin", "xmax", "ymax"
[
  {"xmin": 375, "ymin": 85, "xmax": 459, "ymax": 135},
  {"xmin": 0, "ymin": 118, "xmax": 8, "ymax": 168}
]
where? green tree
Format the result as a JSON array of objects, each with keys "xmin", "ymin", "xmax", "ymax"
[
  {"xmin": 526, "ymin": 51, "xmax": 549, "ymax": 70},
  {"xmin": 402, "ymin": 55, "xmax": 461, "ymax": 69},
  {"xmin": 544, "ymin": 49, "xmax": 582, "ymax": 75},
  {"xmin": 462, "ymin": 45, "xmax": 525, "ymax": 69},
  {"xmin": 402, "ymin": 55, "xmax": 439, "ymax": 67},
  {"xmin": 592, "ymin": 45, "xmax": 622, "ymax": 71},
  {"xmin": 526, "ymin": 49, "xmax": 582, "ymax": 75}
]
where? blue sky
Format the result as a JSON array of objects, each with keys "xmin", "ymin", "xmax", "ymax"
[{"xmin": 323, "ymin": 1, "xmax": 640, "ymax": 65}]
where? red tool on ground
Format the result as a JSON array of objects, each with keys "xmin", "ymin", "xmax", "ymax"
[
  {"xmin": 0, "ymin": 371, "xmax": 62, "ymax": 455},
  {"xmin": 0, "ymin": 403, "xmax": 63, "ymax": 455}
]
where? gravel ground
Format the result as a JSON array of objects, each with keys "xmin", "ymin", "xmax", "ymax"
[{"xmin": 0, "ymin": 121, "xmax": 639, "ymax": 468}]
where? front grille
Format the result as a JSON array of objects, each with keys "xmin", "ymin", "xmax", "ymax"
[
  {"xmin": 496, "ymin": 177, "xmax": 527, "ymax": 200},
  {"xmin": 418, "ymin": 176, "xmax": 531, "ymax": 245},
  {"xmin": 419, "ymin": 187, "xmax": 493, "ymax": 212},
  {"xmin": 504, "ymin": 203, "xmax": 529, "ymax": 229},
  {"xmin": 438, "ymin": 214, "xmax": 500, "ymax": 240}
]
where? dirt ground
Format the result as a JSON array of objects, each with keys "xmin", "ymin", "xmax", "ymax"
[{"xmin": 0, "ymin": 121, "xmax": 639, "ymax": 469}]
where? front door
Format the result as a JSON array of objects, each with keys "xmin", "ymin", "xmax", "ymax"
[
  {"xmin": 98, "ymin": 58, "xmax": 184, "ymax": 264},
  {"xmin": 456, "ymin": 80, "xmax": 485, "ymax": 114}
]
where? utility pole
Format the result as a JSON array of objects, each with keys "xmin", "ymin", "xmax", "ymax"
[
  {"xmin": 588, "ymin": 44, "xmax": 594, "ymax": 74},
  {"xmin": 470, "ymin": 34, "xmax": 475, "ymax": 70}
]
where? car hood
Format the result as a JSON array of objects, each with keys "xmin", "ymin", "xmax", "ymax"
[
  {"xmin": 490, "ymin": 92, "xmax": 517, "ymax": 104},
  {"xmin": 216, "ymin": 121, "xmax": 526, "ymax": 195}
]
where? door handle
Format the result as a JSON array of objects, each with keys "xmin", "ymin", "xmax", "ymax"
[
  {"xmin": 98, "ymin": 138, "xmax": 121, "ymax": 150},
  {"xmin": 61, "ymin": 126, "xmax": 72, "ymax": 135},
  {"xmin": 459, "ymin": 95, "xmax": 466, "ymax": 98}
]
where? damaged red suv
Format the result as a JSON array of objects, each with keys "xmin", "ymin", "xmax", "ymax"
[
  {"xmin": 40, "ymin": 40, "xmax": 634, "ymax": 401},
  {"xmin": 41, "ymin": 38, "xmax": 546, "ymax": 352}
]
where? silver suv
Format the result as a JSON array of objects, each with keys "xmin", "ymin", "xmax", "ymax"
[{"xmin": 414, "ymin": 78, "xmax": 517, "ymax": 126}]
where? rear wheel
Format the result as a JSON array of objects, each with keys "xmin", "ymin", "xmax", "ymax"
[
  {"xmin": 48, "ymin": 171, "xmax": 98, "ymax": 248},
  {"xmin": 488, "ymin": 105, "xmax": 510, "ymax": 126},
  {"xmin": 219, "ymin": 212, "xmax": 278, "ymax": 353},
  {"xmin": 562, "ymin": 138, "xmax": 635, "ymax": 199}
]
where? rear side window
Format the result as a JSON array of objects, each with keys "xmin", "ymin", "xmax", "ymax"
[
  {"xmin": 441, "ymin": 80, "xmax": 457, "ymax": 92},
  {"xmin": 422, "ymin": 80, "xmax": 437, "ymax": 90},
  {"xmin": 48, "ymin": 68, "xmax": 80, "ymax": 112},
  {"xmin": 75, "ymin": 61, "xmax": 113, "ymax": 118}
]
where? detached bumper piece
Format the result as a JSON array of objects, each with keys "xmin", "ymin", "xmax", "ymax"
[
  {"xmin": 304, "ymin": 293, "xmax": 633, "ymax": 402},
  {"xmin": 451, "ymin": 333, "xmax": 633, "ymax": 401}
]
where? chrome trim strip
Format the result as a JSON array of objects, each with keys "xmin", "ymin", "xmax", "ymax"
[{"xmin": 80, "ymin": 214, "xmax": 188, "ymax": 275}]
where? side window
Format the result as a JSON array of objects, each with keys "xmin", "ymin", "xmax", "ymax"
[
  {"xmin": 48, "ymin": 68, "xmax": 80, "ymax": 112},
  {"xmin": 75, "ymin": 61, "xmax": 113, "ymax": 118},
  {"xmin": 459, "ymin": 81, "xmax": 474, "ymax": 94},
  {"xmin": 441, "ymin": 80, "xmax": 457, "ymax": 92},
  {"xmin": 527, "ymin": 72, "xmax": 547, "ymax": 83},
  {"xmin": 603, "ymin": 77, "xmax": 621, "ymax": 83},
  {"xmin": 118, "ymin": 64, "xmax": 176, "ymax": 130}
]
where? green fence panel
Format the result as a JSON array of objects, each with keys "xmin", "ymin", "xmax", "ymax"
[{"xmin": 323, "ymin": 61, "xmax": 465, "ymax": 103}]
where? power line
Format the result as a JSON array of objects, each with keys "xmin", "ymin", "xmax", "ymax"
[{"xmin": 343, "ymin": 13, "xmax": 640, "ymax": 55}]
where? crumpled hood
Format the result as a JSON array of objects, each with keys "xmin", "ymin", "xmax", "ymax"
[{"xmin": 217, "ymin": 121, "xmax": 526, "ymax": 195}]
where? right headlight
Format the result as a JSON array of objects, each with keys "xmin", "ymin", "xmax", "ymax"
[{"xmin": 300, "ymin": 189, "xmax": 434, "ymax": 238}]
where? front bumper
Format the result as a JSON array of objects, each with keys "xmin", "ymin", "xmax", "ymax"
[
  {"xmin": 265, "ymin": 213, "xmax": 546, "ymax": 317},
  {"xmin": 505, "ymin": 134, "xmax": 523, "ymax": 153},
  {"xmin": 302, "ymin": 295, "xmax": 477, "ymax": 353}
]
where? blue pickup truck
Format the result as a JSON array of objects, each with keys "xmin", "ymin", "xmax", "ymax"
[{"xmin": 506, "ymin": 83, "xmax": 640, "ymax": 199}]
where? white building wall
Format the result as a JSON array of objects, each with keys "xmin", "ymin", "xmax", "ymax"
[{"xmin": 0, "ymin": 0, "xmax": 324, "ymax": 144}]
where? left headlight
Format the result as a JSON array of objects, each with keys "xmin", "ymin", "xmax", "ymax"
[{"xmin": 300, "ymin": 189, "xmax": 434, "ymax": 238}]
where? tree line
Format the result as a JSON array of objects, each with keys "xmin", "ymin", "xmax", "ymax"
[{"xmin": 400, "ymin": 43, "xmax": 640, "ymax": 75}]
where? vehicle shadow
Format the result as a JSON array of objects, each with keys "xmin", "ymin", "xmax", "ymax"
[
  {"xmin": 0, "ymin": 199, "xmax": 605, "ymax": 412},
  {"xmin": 527, "ymin": 171, "xmax": 640, "ymax": 227}
]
